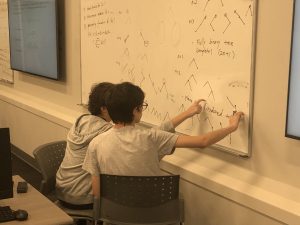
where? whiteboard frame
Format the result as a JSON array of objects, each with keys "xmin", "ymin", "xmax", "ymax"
[{"xmin": 205, "ymin": 0, "xmax": 258, "ymax": 157}]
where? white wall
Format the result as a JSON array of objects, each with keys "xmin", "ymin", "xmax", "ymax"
[{"xmin": 0, "ymin": 0, "xmax": 299, "ymax": 224}]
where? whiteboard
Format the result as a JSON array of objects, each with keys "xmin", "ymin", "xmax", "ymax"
[
  {"xmin": 0, "ymin": 0, "xmax": 14, "ymax": 84},
  {"xmin": 80, "ymin": 0, "xmax": 257, "ymax": 156}
]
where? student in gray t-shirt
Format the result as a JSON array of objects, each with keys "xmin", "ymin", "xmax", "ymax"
[
  {"xmin": 56, "ymin": 82, "xmax": 114, "ymax": 209},
  {"xmin": 82, "ymin": 82, "xmax": 244, "ymax": 198}
]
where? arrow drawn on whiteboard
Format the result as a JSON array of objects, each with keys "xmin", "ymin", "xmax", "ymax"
[
  {"xmin": 178, "ymin": 104, "xmax": 186, "ymax": 112},
  {"xmin": 204, "ymin": 117, "xmax": 214, "ymax": 131},
  {"xmin": 195, "ymin": 15, "xmax": 207, "ymax": 32},
  {"xmin": 188, "ymin": 58, "xmax": 199, "ymax": 69},
  {"xmin": 210, "ymin": 14, "xmax": 217, "ymax": 31},
  {"xmin": 226, "ymin": 96, "xmax": 237, "ymax": 111},
  {"xmin": 122, "ymin": 63, "xmax": 128, "ymax": 73},
  {"xmin": 148, "ymin": 74, "xmax": 157, "ymax": 94},
  {"xmin": 245, "ymin": 4, "xmax": 253, "ymax": 17},
  {"xmin": 159, "ymin": 80, "xmax": 169, "ymax": 98},
  {"xmin": 183, "ymin": 95, "xmax": 193, "ymax": 103},
  {"xmin": 138, "ymin": 71, "xmax": 146, "ymax": 87},
  {"xmin": 223, "ymin": 13, "xmax": 231, "ymax": 34},
  {"xmin": 124, "ymin": 34, "xmax": 130, "ymax": 43},
  {"xmin": 204, "ymin": 0, "xmax": 210, "ymax": 11},
  {"xmin": 234, "ymin": 10, "xmax": 245, "ymax": 25},
  {"xmin": 185, "ymin": 74, "xmax": 197, "ymax": 91},
  {"xmin": 191, "ymin": 0, "xmax": 198, "ymax": 5},
  {"xmin": 163, "ymin": 112, "xmax": 171, "ymax": 122},
  {"xmin": 151, "ymin": 107, "xmax": 162, "ymax": 120},
  {"xmin": 140, "ymin": 32, "xmax": 149, "ymax": 47},
  {"xmin": 203, "ymin": 81, "xmax": 215, "ymax": 102}
]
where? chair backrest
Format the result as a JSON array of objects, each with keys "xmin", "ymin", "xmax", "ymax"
[
  {"xmin": 33, "ymin": 140, "xmax": 66, "ymax": 194},
  {"xmin": 95, "ymin": 174, "xmax": 183, "ymax": 225},
  {"xmin": 33, "ymin": 140, "xmax": 94, "ymax": 223}
]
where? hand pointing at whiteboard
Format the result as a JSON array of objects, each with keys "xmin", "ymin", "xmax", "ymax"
[
  {"xmin": 228, "ymin": 111, "xmax": 244, "ymax": 132},
  {"xmin": 185, "ymin": 99, "xmax": 207, "ymax": 117},
  {"xmin": 170, "ymin": 99, "xmax": 206, "ymax": 128}
]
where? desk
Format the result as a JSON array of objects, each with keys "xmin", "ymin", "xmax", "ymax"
[{"xmin": 0, "ymin": 175, "xmax": 73, "ymax": 225}]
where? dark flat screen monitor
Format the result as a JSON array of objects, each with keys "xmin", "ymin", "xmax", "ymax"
[
  {"xmin": 8, "ymin": 0, "xmax": 59, "ymax": 80},
  {"xmin": 0, "ymin": 128, "xmax": 13, "ymax": 200},
  {"xmin": 286, "ymin": 0, "xmax": 300, "ymax": 140}
]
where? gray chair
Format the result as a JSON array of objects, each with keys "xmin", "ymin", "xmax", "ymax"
[
  {"xmin": 33, "ymin": 140, "xmax": 66, "ymax": 197},
  {"xmin": 94, "ymin": 174, "xmax": 184, "ymax": 225},
  {"xmin": 33, "ymin": 140, "xmax": 93, "ymax": 223}
]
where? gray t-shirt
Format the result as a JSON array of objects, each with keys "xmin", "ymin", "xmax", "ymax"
[
  {"xmin": 56, "ymin": 114, "xmax": 112, "ymax": 204},
  {"xmin": 83, "ymin": 125, "xmax": 179, "ymax": 176}
]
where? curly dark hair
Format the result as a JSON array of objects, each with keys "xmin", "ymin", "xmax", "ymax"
[
  {"xmin": 88, "ymin": 82, "xmax": 114, "ymax": 115},
  {"xmin": 106, "ymin": 82, "xmax": 145, "ymax": 124}
]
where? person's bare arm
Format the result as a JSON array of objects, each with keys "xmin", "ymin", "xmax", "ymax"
[
  {"xmin": 175, "ymin": 112, "xmax": 244, "ymax": 148},
  {"xmin": 92, "ymin": 175, "xmax": 100, "ymax": 198},
  {"xmin": 171, "ymin": 99, "xmax": 206, "ymax": 128}
]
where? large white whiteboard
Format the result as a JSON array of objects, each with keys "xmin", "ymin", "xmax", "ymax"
[
  {"xmin": 80, "ymin": 0, "xmax": 257, "ymax": 156},
  {"xmin": 0, "ymin": 0, "xmax": 14, "ymax": 84}
]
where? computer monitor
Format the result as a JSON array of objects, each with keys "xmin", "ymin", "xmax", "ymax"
[
  {"xmin": 286, "ymin": 0, "xmax": 300, "ymax": 139},
  {"xmin": 0, "ymin": 128, "xmax": 13, "ymax": 200},
  {"xmin": 7, "ymin": 0, "xmax": 60, "ymax": 80}
]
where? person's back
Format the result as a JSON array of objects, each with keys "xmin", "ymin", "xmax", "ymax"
[
  {"xmin": 56, "ymin": 114, "xmax": 112, "ymax": 205},
  {"xmin": 84, "ymin": 124, "xmax": 178, "ymax": 177},
  {"xmin": 56, "ymin": 82, "xmax": 113, "ymax": 207}
]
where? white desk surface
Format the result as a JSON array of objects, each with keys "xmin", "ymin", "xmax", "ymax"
[{"xmin": 0, "ymin": 175, "xmax": 73, "ymax": 225}]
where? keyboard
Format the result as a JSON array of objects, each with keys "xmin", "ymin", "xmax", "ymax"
[{"xmin": 0, "ymin": 206, "xmax": 16, "ymax": 223}]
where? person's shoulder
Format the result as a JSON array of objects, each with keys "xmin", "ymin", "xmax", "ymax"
[
  {"xmin": 85, "ymin": 115, "xmax": 113, "ymax": 131},
  {"xmin": 93, "ymin": 128, "xmax": 113, "ymax": 141},
  {"xmin": 133, "ymin": 125, "xmax": 164, "ymax": 138},
  {"xmin": 132, "ymin": 125, "xmax": 151, "ymax": 134},
  {"xmin": 88, "ymin": 134, "xmax": 103, "ymax": 152},
  {"xmin": 90, "ymin": 115, "xmax": 109, "ymax": 125}
]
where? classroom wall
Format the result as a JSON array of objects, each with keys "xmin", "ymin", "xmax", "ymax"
[{"xmin": 0, "ymin": 0, "xmax": 299, "ymax": 224}]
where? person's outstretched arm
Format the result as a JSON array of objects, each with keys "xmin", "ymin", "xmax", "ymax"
[
  {"xmin": 175, "ymin": 112, "xmax": 244, "ymax": 148},
  {"xmin": 171, "ymin": 99, "xmax": 206, "ymax": 128}
]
